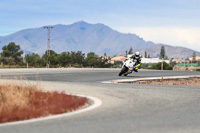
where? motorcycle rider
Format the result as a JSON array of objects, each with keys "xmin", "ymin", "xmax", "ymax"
[{"xmin": 128, "ymin": 52, "xmax": 142, "ymax": 72}]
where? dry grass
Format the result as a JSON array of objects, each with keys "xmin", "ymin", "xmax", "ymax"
[
  {"xmin": 0, "ymin": 81, "xmax": 87, "ymax": 123},
  {"xmin": 135, "ymin": 77, "xmax": 200, "ymax": 86}
]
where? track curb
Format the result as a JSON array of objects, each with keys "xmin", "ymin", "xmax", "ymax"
[{"xmin": 102, "ymin": 75, "xmax": 200, "ymax": 83}]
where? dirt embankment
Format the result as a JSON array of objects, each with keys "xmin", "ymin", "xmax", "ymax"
[{"xmin": 135, "ymin": 77, "xmax": 200, "ymax": 86}]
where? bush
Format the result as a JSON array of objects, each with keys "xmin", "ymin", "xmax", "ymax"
[
  {"xmin": 148, "ymin": 62, "xmax": 173, "ymax": 70},
  {"xmin": 140, "ymin": 63, "xmax": 150, "ymax": 69},
  {"xmin": 113, "ymin": 60, "xmax": 123, "ymax": 68}
]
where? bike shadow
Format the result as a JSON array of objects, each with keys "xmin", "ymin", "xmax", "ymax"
[{"xmin": 119, "ymin": 75, "xmax": 143, "ymax": 78}]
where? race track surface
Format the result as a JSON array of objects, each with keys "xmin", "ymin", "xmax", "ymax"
[{"xmin": 1, "ymin": 68, "xmax": 200, "ymax": 133}]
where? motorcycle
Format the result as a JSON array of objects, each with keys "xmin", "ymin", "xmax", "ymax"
[{"xmin": 118, "ymin": 58, "xmax": 137, "ymax": 76}]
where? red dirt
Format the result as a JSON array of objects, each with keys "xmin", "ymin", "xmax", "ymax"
[
  {"xmin": 135, "ymin": 77, "xmax": 200, "ymax": 86},
  {"xmin": 0, "ymin": 85, "xmax": 87, "ymax": 123}
]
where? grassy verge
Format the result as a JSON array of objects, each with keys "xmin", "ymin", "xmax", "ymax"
[
  {"xmin": 0, "ymin": 82, "xmax": 87, "ymax": 123},
  {"xmin": 135, "ymin": 77, "xmax": 200, "ymax": 86}
]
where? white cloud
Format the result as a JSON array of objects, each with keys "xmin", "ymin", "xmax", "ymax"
[{"xmin": 118, "ymin": 27, "xmax": 200, "ymax": 52}]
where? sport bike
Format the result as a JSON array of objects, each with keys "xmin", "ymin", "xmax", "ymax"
[{"xmin": 118, "ymin": 58, "xmax": 137, "ymax": 76}]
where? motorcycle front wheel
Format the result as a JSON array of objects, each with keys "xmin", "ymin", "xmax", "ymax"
[{"xmin": 119, "ymin": 66, "xmax": 128, "ymax": 76}]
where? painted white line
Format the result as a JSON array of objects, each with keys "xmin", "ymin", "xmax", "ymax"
[
  {"xmin": 102, "ymin": 75, "xmax": 200, "ymax": 84},
  {"xmin": 0, "ymin": 95, "xmax": 102, "ymax": 127}
]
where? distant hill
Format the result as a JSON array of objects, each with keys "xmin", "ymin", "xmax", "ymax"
[
  {"xmin": 136, "ymin": 44, "xmax": 200, "ymax": 59},
  {"xmin": 0, "ymin": 21, "xmax": 154, "ymax": 55},
  {"xmin": 0, "ymin": 21, "xmax": 199, "ymax": 59}
]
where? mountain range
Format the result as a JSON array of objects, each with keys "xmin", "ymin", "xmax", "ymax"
[{"xmin": 0, "ymin": 21, "xmax": 199, "ymax": 59}]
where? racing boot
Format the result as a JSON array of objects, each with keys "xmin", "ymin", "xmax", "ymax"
[{"xmin": 133, "ymin": 67, "xmax": 138, "ymax": 72}]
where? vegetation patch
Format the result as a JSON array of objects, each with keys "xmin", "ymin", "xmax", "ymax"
[
  {"xmin": 0, "ymin": 83, "xmax": 87, "ymax": 123},
  {"xmin": 147, "ymin": 62, "xmax": 173, "ymax": 70},
  {"xmin": 0, "ymin": 42, "xmax": 112, "ymax": 68},
  {"xmin": 135, "ymin": 77, "xmax": 200, "ymax": 86}
]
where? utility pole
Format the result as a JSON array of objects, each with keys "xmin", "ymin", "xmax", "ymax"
[
  {"xmin": 161, "ymin": 58, "xmax": 164, "ymax": 70},
  {"xmin": 44, "ymin": 26, "xmax": 53, "ymax": 68}
]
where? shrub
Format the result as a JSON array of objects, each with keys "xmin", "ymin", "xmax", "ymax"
[
  {"xmin": 148, "ymin": 62, "xmax": 173, "ymax": 70},
  {"xmin": 113, "ymin": 60, "xmax": 123, "ymax": 68}
]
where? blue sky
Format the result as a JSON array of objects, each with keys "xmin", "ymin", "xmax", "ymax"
[{"xmin": 1, "ymin": 0, "xmax": 200, "ymax": 51}]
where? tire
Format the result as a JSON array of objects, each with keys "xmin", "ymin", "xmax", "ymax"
[{"xmin": 119, "ymin": 66, "xmax": 128, "ymax": 76}]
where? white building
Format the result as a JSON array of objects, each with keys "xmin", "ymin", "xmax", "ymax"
[{"xmin": 141, "ymin": 58, "xmax": 170, "ymax": 64}]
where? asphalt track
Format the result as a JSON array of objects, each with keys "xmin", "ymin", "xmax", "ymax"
[{"xmin": 1, "ymin": 68, "xmax": 200, "ymax": 133}]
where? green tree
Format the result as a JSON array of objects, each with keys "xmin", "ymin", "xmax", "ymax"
[
  {"xmin": 85, "ymin": 52, "xmax": 99, "ymax": 67},
  {"xmin": 145, "ymin": 51, "xmax": 147, "ymax": 58},
  {"xmin": 70, "ymin": 51, "xmax": 85, "ymax": 66},
  {"xmin": 163, "ymin": 56, "xmax": 169, "ymax": 60},
  {"xmin": 49, "ymin": 52, "xmax": 59, "ymax": 67},
  {"xmin": 192, "ymin": 51, "xmax": 196, "ymax": 63},
  {"xmin": 42, "ymin": 50, "xmax": 59, "ymax": 67},
  {"xmin": 128, "ymin": 47, "xmax": 133, "ymax": 54},
  {"xmin": 1, "ymin": 42, "xmax": 23, "ymax": 65},
  {"xmin": 170, "ymin": 58, "xmax": 176, "ymax": 67},
  {"xmin": 58, "ymin": 52, "xmax": 71, "ymax": 67},
  {"xmin": 25, "ymin": 53, "xmax": 42, "ymax": 67},
  {"xmin": 160, "ymin": 45, "xmax": 166, "ymax": 59},
  {"xmin": 98, "ymin": 56, "xmax": 112, "ymax": 68}
]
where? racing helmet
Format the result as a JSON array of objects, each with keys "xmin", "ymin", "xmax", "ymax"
[{"xmin": 135, "ymin": 52, "xmax": 140, "ymax": 59}]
